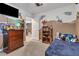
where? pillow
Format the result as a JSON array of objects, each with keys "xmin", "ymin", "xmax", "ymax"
[
  {"xmin": 55, "ymin": 32, "xmax": 76, "ymax": 42},
  {"xmin": 63, "ymin": 34, "xmax": 76, "ymax": 42}
]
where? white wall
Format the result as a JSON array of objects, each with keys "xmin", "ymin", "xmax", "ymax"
[
  {"xmin": 25, "ymin": 17, "xmax": 39, "ymax": 40},
  {"xmin": 19, "ymin": 9, "xmax": 32, "ymax": 19},
  {"xmin": 32, "ymin": 19, "xmax": 39, "ymax": 40},
  {"xmin": 76, "ymin": 4, "xmax": 79, "ymax": 12}
]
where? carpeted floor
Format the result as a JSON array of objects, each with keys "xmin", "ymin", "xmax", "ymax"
[{"xmin": 0, "ymin": 40, "xmax": 49, "ymax": 56}]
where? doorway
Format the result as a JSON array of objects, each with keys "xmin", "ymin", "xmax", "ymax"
[{"xmin": 25, "ymin": 17, "xmax": 32, "ymax": 42}]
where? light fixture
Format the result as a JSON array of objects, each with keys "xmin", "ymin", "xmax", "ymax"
[{"xmin": 35, "ymin": 3, "xmax": 43, "ymax": 7}]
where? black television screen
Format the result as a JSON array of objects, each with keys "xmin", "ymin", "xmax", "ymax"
[{"xmin": 0, "ymin": 3, "xmax": 18, "ymax": 18}]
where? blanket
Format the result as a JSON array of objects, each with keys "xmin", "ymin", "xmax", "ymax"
[{"xmin": 45, "ymin": 39, "xmax": 79, "ymax": 56}]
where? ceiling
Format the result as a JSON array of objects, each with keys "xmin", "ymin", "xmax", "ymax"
[{"xmin": 9, "ymin": 3, "xmax": 74, "ymax": 15}]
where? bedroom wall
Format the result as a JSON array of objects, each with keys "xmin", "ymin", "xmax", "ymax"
[
  {"xmin": 36, "ymin": 4, "xmax": 76, "ymax": 40},
  {"xmin": 39, "ymin": 4, "xmax": 79, "ymax": 40},
  {"xmin": 75, "ymin": 4, "xmax": 79, "ymax": 39},
  {"xmin": 39, "ymin": 21, "xmax": 75, "ymax": 40},
  {"xmin": 47, "ymin": 21, "xmax": 75, "ymax": 39},
  {"xmin": 75, "ymin": 18, "xmax": 79, "ymax": 39}
]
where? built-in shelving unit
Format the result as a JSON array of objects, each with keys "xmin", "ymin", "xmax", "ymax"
[{"xmin": 42, "ymin": 25, "xmax": 53, "ymax": 44}]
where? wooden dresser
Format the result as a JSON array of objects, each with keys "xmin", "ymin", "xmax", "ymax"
[{"xmin": 3, "ymin": 30, "xmax": 24, "ymax": 53}]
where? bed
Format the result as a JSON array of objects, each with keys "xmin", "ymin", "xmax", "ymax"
[{"xmin": 45, "ymin": 37, "xmax": 79, "ymax": 56}]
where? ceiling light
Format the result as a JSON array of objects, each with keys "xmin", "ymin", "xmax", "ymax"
[{"xmin": 35, "ymin": 3, "xmax": 43, "ymax": 7}]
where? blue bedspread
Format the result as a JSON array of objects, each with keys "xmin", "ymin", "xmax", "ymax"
[{"xmin": 45, "ymin": 39, "xmax": 79, "ymax": 56}]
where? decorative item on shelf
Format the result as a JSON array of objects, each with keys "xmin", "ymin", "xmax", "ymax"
[
  {"xmin": 42, "ymin": 20, "xmax": 47, "ymax": 25},
  {"xmin": 21, "ymin": 20, "xmax": 24, "ymax": 29}
]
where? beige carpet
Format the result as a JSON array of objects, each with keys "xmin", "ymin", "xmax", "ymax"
[
  {"xmin": 23, "ymin": 41, "xmax": 49, "ymax": 56},
  {"xmin": 0, "ymin": 40, "xmax": 49, "ymax": 56}
]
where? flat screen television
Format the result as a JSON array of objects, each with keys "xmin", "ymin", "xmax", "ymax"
[{"xmin": 0, "ymin": 3, "xmax": 19, "ymax": 18}]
